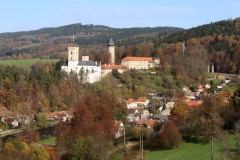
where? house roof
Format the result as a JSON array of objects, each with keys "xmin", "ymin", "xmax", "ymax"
[
  {"xmin": 218, "ymin": 74, "xmax": 227, "ymax": 80},
  {"xmin": 187, "ymin": 100, "xmax": 202, "ymax": 108},
  {"xmin": 114, "ymin": 121, "xmax": 123, "ymax": 128},
  {"xmin": 137, "ymin": 97, "xmax": 149, "ymax": 102},
  {"xmin": 122, "ymin": 56, "xmax": 153, "ymax": 61},
  {"xmin": 153, "ymin": 114, "xmax": 168, "ymax": 121},
  {"xmin": 128, "ymin": 109, "xmax": 138, "ymax": 114},
  {"xmin": 136, "ymin": 119, "xmax": 159, "ymax": 126},
  {"xmin": 101, "ymin": 64, "xmax": 128, "ymax": 70},
  {"xmin": 45, "ymin": 111, "xmax": 66, "ymax": 118},
  {"xmin": 197, "ymin": 85, "xmax": 203, "ymax": 88},
  {"xmin": 125, "ymin": 98, "xmax": 137, "ymax": 105}
]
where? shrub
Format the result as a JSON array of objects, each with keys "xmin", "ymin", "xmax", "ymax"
[{"xmin": 157, "ymin": 121, "xmax": 182, "ymax": 149}]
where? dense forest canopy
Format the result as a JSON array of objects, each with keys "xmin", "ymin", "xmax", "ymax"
[{"xmin": 154, "ymin": 17, "xmax": 240, "ymax": 74}]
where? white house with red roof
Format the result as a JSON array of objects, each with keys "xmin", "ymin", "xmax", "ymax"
[
  {"xmin": 114, "ymin": 121, "xmax": 125, "ymax": 139},
  {"xmin": 125, "ymin": 97, "xmax": 150, "ymax": 109},
  {"xmin": 121, "ymin": 56, "xmax": 159, "ymax": 69},
  {"xmin": 125, "ymin": 98, "xmax": 138, "ymax": 109},
  {"xmin": 137, "ymin": 97, "xmax": 150, "ymax": 107},
  {"xmin": 197, "ymin": 85, "xmax": 204, "ymax": 92}
]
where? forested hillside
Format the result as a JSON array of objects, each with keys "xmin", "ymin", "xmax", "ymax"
[
  {"xmin": 0, "ymin": 23, "xmax": 183, "ymax": 59},
  {"xmin": 154, "ymin": 17, "xmax": 240, "ymax": 74}
]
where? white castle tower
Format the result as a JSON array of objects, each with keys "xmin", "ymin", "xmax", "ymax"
[
  {"xmin": 107, "ymin": 38, "xmax": 115, "ymax": 64},
  {"xmin": 68, "ymin": 47, "xmax": 79, "ymax": 68}
]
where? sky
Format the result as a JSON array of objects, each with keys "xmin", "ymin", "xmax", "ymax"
[{"xmin": 0, "ymin": 0, "xmax": 240, "ymax": 33}]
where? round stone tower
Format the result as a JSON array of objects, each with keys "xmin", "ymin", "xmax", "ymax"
[{"xmin": 107, "ymin": 38, "xmax": 115, "ymax": 64}]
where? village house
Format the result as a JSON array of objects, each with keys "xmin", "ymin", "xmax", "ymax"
[
  {"xmin": 137, "ymin": 97, "xmax": 150, "ymax": 107},
  {"xmin": 140, "ymin": 109, "xmax": 152, "ymax": 119},
  {"xmin": 205, "ymin": 83, "xmax": 211, "ymax": 89},
  {"xmin": 197, "ymin": 85, "xmax": 204, "ymax": 92},
  {"xmin": 124, "ymin": 97, "xmax": 150, "ymax": 109},
  {"xmin": 114, "ymin": 121, "xmax": 125, "ymax": 139},
  {"xmin": 1, "ymin": 117, "xmax": 19, "ymax": 128},
  {"xmin": 125, "ymin": 98, "xmax": 138, "ymax": 109},
  {"xmin": 45, "ymin": 111, "xmax": 72, "ymax": 122},
  {"xmin": 127, "ymin": 109, "xmax": 139, "ymax": 122}
]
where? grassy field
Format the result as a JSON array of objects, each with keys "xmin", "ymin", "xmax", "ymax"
[
  {"xmin": 33, "ymin": 137, "xmax": 57, "ymax": 146},
  {"xmin": 146, "ymin": 134, "xmax": 237, "ymax": 160},
  {"xmin": 0, "ymin": 59, "xmax": 60, "ymax": 71}
]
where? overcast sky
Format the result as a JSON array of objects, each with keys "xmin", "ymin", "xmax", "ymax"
[{"xmin": 0, "ymin": 0, "xmax": 239, "ymax": 33}]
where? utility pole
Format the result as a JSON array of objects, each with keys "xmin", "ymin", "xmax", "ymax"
[
  {"xmin": 141, "ymin": 125, "xmax": 144, "ymax": 160},
  {"xmin": 123, "ymin": 127, "xmax": 125, "ymax": 145},
  {"xmin": 211, "ymin": 136, "xmax": 214, "ymax": 160}
]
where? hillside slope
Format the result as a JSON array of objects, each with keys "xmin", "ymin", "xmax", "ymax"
[
  {"xmin": 0, "ymin": 23, "xmax": 183, "ymax": 58},
  {"xmin": 155, "ymin": 17, "xmax": 240, "ymax": 74}
]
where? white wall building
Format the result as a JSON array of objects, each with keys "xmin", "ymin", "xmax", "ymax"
[
  {"xmin": 121, "ymin": 56, "xmax": 159, "ymax": 70},
  {"xmin": 61, "ymin": 47, "xmax": 101, "ymax": 83}
]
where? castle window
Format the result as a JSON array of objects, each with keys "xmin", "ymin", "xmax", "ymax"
[{"xmin": 71, "ymin": 51, "xmax": 73, "ymax": 55}]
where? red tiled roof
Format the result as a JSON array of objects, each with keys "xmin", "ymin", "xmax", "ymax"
[
  {"xmin": 197, "ymin": 85, "xmax": 203, "ymax": 89},
  {"xmin": 101, "ymin": 64, "xmax": 128, "ymax": 69},
  {"xmin": 137, "ymin": 97, "xmax": 148, "ymax": 102},
  {"xmin": 136, "ymin": 119, "xmax": 159, "ymax": 126},
  {"xmin": 122, "ymin": 56, "xmax": 153, "ymax": 61},
  {"xmin": 125, "ymin": 98, "xmax": 137, "ymax": 105},
  {"xmin": 114, "ymin": 121, "xmax": 122, "ymax": 128},
  {"xmin": 188, "ymin": 100, "xmax": 202, "ymax": 108}
]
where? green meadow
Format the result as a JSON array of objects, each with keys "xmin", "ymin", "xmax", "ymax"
[
  {"xmin": 0, "ymin": 59, "xmax": 60, "ymax": 71},
  {"xmin": 146, "ymin": 134, "xmax": 237, "ymax": 160}
]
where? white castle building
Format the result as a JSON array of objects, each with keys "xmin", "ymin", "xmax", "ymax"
[{"xmin": 61, "ymin": 47, "xmax": 101, "ymax": 83}]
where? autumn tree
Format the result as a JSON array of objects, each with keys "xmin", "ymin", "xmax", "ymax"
[
  {"xmin": 157, "ymin": 121, "xmax": 182, "ymax": 149},
  {"xmin": 182, "ymin": 45, "xmax": 208, "ymax": 84},
  {"xmin": 1, "ymin": 138, "xmax": 50, "ymax": 160},
  {"xmin": 170, "ymin": 98, "xmax": 191, "ymax": 128},
  {"xmin": 190, "ymin": 95, "xmax": 226, "ymax": 142},
  {"xmin": 56, "ymin": 92, "xmax": 115, "ymax": 159}
]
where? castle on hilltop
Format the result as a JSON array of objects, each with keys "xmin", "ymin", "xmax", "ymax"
[
  {"xmin": 61, "ymin": 38, "xmax": 159, "ymax": 83},
  {"xmin": 61, "ymin": 47, "xmax": 101, "ymax": 83},
  {"xmin": 61, "ymin": 38, "xmax": 128, "ymax": 83}
]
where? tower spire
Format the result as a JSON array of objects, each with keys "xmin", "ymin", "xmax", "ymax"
[{"xmin": 107, "ymin": 38, "xmax": 115, "ymax": 64}]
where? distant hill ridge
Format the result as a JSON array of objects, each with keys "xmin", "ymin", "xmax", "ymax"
[
  {"xmin": 158, "ymin": 17, "xmax": 240, "ymax": 44},
  {"xmin": 0, "ymin": 23, "xmax": 184, "ymax": 45}
]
